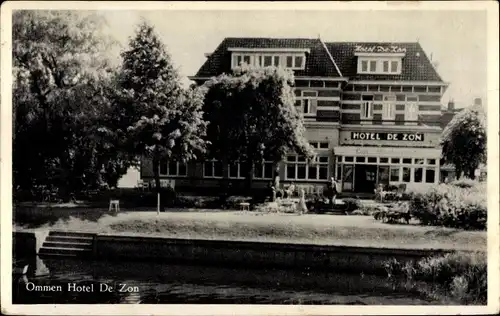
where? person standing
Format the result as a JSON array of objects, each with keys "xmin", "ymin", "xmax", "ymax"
[
  {"xmin": 297, "ymin": 187, "xmax": 308, "ymax": 215},
  {"xmin": 329, "ymin": 177, "xmax": 338, "ymax": 207}
]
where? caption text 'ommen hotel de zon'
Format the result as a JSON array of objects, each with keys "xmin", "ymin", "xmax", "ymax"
[{"xmin": 141, "ymin": 37, "xmax": 455, "ymax": 194}]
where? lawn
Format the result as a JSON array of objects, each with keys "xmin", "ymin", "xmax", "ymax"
[{"xmin": 14, "ymin": 207, "xmax": 486, "ymax": 251}]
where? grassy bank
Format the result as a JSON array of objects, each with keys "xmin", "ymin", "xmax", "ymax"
[
  {"xmin": 16, "ymin": 210, "xmax": 486, "ymax": 251},
  {"xmin": 384, "ymin": 251, "xmax": 487, "ymax": 305}
]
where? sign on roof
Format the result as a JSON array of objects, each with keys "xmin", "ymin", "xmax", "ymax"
[{"xmin": 355, "ymin": 45, "xmax": 407, "ymax": 54}]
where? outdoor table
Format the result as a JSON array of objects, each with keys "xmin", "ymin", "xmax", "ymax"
[{"xmin": 240, "ymin": 202, "xmax": 250, "ymax": 211}]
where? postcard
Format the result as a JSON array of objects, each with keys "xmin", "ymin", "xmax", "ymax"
[{"xmin": 1, "ymin": 1, "xmax": 498, "ymax": 315}]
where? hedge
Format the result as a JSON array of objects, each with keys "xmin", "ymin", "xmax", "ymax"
[{"xmin": 408, "ymin": 182, "xmax": 486, "ymax": 230}]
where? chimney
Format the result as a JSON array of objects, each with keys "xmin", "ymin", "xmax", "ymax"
[
  {"xmin": 447, "ymin": 100, "xmax": 455, "ymax": 111},
  {"xmin": 474, "ymin": 98, "xmax": 482, "ymax": 107}
]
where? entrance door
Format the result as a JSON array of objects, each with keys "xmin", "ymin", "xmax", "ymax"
[{"xmin": 354, "ymin": 165, "xmax": 377, "ymax": 193}]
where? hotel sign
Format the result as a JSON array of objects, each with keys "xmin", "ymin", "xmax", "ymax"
[
  {"xmin": 351, "ymin": 132, "xmax": 424, "ymax": 141},
  {"xmin": 354, "ymin": 45, "xmax": 407, "ymax": 54}
]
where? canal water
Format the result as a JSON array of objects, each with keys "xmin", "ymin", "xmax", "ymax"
[{"xmin": 12, "ymin": 256, "xmax": 448, "ymax": 305}]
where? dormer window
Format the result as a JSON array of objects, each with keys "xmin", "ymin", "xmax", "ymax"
[
  {"xmin": 354, "ymin": 46, "xmax": 405, "ymax": 75},
  {"xmin": 358, "ymin": 58, "xmax": 402, "ymax": 75},
  {"xmin": 229, "ymin": 48, "xmax": 309, "ymax": 70}
]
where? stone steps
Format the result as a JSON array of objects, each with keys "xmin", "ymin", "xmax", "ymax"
[{"xmin": 39, "ymin": 231, "xmax": 95, "ymax": 258}]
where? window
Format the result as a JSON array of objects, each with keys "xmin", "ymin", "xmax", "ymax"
[
  {"xmin": 380, "ymin": 157, "xmax": 389, "ymax": 163},
  {"xmin": 405, "ymin": 95, "xmax": 419, "ymax": 121},
  {"xmin": 358, "ymin": 58, "xmax": 402, "ymax": 74},
  {"xmin": 390, "ymin": 167, "xmax": 400, "ymax": 182},
  {"xmin": 311, "ymin": 142, "xmax": 329, "ymax": 150},
  {"xmin": 383, "ymin": 95, "xmax": 396, "ymax": 120},
  {"xmin": 294, "ymin": 56, "xmax": 304, "ymax": 68},
  {"xmin": 414, "ymin": 159, "xmax": 424, "ymax": 165},
  {"xmin": 356, "ymin": 157, "xmax": 365, "ymax": 163},
  {"xmin": 303, "ymin": 99, "xmax": 311, "ymax": 114},
  {"xmin": 228, "ymin": 162, "xmax": 243, "ymax": 179},
  {"xmin": 345, "ymin": 156, "xmax": 354, "ymax": 162},
  {"xmin": 361, "ymin": 95, "xmax": 374, "ymax": 119},
  {"xmin": 300, "ymin": 91, "xmax": 318, "ymax": 115},
  {"xmin": 403, "ymin": 158, "xmax": 412, "ymax": 164},
  {"xmin": 367, "ymin": 157, "xmax": 377, "ymax": 163},
  {"xmin": 160, "ymin": 161, "xmax": 187, "ymax": 176},
  {"xmin": 257, "ymin": 56, "xmax": 263, "ymax": 67},
  {"xmin": 391, "ymin": 158, "xmax": 400, "ymax": 164},
  {"xmin": 273, "ymin": 56, "xmax": 280, "ymax": 67},
  {"xmin": 243, "ymin": 55, "xmax": 251, "ymax": 64},
  {"xmin": 414, "ymin": 167, "xmax": 423, "ymax": 183},
  {"xmin": 425, "ymin": 169, "xmax": 436, "ymax": 183},
  {"xmin": 361, "ymin": 60, "xmax": 368, "ymax": 72},
  {"xmin": 286, "ymin": 56, "xmax": 293, "ymax": 68},
  {"xmin": 402, "ymin": 167, "xmax": 411, "ymax": 182},
  {"xmin": 254, "ymin": 161, "xmax": 273, "ymax": 179},
  {"xmin": 285, "ymin": 155, "xmax": 328, "ymax": 181},
  {"xmin": 204, "ymin": 160, "xmax": 223, "ymax": 178},
  {"xmin": 427, "ymin": 159, "xmax": 436, "ymax": 165},
  {"xmin": 390, "ymin": 61, "xmax": 399, "ymax": 73},
  {"xmin": 233, "ymin": 55, "xmax": 243, "ymax": 67},
  {"xmin": 264, "ymin": 56, "xmax": 273, "ymax": 66},
  {"xmin": 319, "ymin": 142, "xmax": 329, "ymax": 149},
  {"xmin": 369, "ymin": 60, "xmax": 377, "ymax": 72},
  {"xmin": 383, "ymin": 61, "xmax": 389, "ymax": 72}
]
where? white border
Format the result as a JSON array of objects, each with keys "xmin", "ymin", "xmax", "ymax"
[{"xmin": 1, "ymin": 1, "xmax": 499, "ymax": 315}]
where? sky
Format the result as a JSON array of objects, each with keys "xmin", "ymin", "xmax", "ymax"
[{"xmin": 99, "ymin": 9, "xmax": 488, "ymax": 109}]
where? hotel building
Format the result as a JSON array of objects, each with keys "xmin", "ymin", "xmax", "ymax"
[{"xmin": 141, "ymin": 37, "xmax": 449, "ymax": 194}]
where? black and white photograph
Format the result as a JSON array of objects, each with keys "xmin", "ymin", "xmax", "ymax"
[{"xmin": 1, "ymin": 1, "xmax": 498, "ymax": 315}]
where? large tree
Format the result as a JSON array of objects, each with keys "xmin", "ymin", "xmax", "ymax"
[
  {"xmin": 202, "ymin": 65, "xmax": 315, "ymax": 190},
  {"xmin": 13, "ymin": 10, "xmax": 130, "ymax": 200},
  {"xmin": 117, "ymin": 21, "xmax": 207, "ymax": 212},
  {"xmin": 440, "ymin": 104, "xmax": 487, "ymax": 179}
]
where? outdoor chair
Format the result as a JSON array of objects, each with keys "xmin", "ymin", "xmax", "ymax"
[
  {"xmin": 109, "ymin": 199, "xmax": 120, "ymax": 213},
  {"xmin": 374, "ymin": 184, "xmax": 386, "ymax": 202}
]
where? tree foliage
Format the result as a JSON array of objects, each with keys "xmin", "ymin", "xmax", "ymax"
[
  {"xmin": 13, "ymin": 10, "xmax": 131, "ymax": 199},
  {"xmin": 202, "ymin": 65, "xmax": 315, "ymax": 188},
  {"xmin": 440, "ymin": 104, "xmax": 487, "ymax": 179},
  {"xmin": 116, "ymin": 21, "xmax": 207, "ymax": 206}
]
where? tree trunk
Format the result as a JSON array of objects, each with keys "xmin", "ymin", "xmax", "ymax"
[
  {"xmin": 152, "ymin": 155, "xmax": 161, "ymax": 215},
  {"xmin": 455, "ymin": 166, "xmax": 463, "ymax": 180},
  {"xmin": 467, "ymin": 167, "xmax": 476, "ymax": 180},
  {"xmin": 244, "ymin": 160, "xmax": 255, "ymax": 192}
]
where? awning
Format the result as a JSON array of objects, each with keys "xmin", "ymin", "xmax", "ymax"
[{"xmin": 333, "ymin": 146, "xmax": 441, "ymax": 159}]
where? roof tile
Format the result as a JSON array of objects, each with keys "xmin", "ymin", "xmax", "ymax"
[{"xmin": 194, "ymin": 37, "xmax": 444, "ymax": 82}]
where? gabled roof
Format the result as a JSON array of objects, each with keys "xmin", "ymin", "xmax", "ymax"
[
  {"xmin": 194, "ymin": 37, "xmax": 444, "ymax": 83},
  {"xmin": 325, "ymin": 42, "xmax": 444, "ymax": 82},
  {"xmin": 194, "ymin": 37, "xmax": 342, "ymax": 78}
]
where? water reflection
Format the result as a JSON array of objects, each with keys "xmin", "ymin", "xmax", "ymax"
[{"xmin": 12, "ymin": 256, "xmax": 447, "ymax": 305}]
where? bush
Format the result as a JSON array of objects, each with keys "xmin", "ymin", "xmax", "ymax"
[
  {"xmin": 382, "ymin": 191, "xmax": 412, "ymax": 202},
  {"xmin": 384, "ymin": 252, "xmax": 487, "ymax": 304},
  {"xmin": 351, "ymin": 209, "xmax": 367, "ymax": 216},
  {"xmin": 174, "ymin": 195, "xmax": 221, "ymax": 209},
  {"xmin": 450, "ymin": 178, "xmax": 479, "ymax": 189},
  {"xmin": 225, "ymin": 196, "xmax": 253, "ymax": 210},
  {"xmin": 372, "ymin": 202, "xmax": 411, "ymax": 224},
  {"xmin": 343, "ymin": 198, "xmax": 361, "ymax": 212},
  {"xmin": 407, "ymin": 183, "xmax": 486, "ymax": 230}
]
